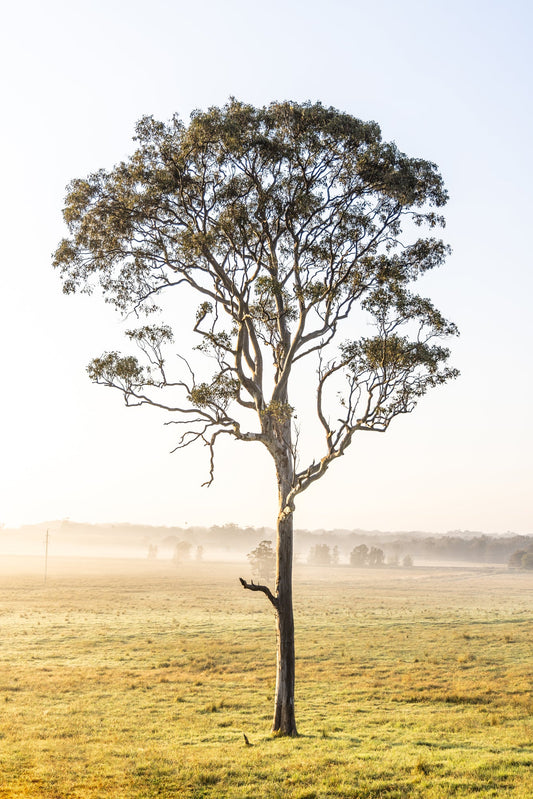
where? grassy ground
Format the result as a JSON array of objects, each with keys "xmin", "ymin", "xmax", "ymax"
[{"xmin": 0, "ymin": 558, "xmax": 531, "ymax": 798}]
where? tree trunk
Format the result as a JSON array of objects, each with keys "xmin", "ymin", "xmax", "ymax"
[{"xmin": 272, "ymin": 462, "xmax": 298, "ymax": 736}]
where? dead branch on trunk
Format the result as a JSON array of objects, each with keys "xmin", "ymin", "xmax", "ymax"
[{"xmin": 239, "ymin": 577, "xmax": 278, "ymax": 609}]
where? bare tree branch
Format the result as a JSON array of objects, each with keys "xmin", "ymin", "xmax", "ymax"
[{"xmin": 239, "ymin": 577, "xmax": 278, "ymax": 609}]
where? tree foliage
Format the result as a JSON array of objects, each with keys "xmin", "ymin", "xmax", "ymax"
[
  {"xmin": 54, "ymin": 99, "xmax": 458, "ymax": 505},
  {"xmin": 350, "ymin": 543, "xmax": 369, "ymax": 566},
  {"xmin": 173, "ymin": 540, "xmax": 192, "ymax": 563},
  {"xmin": 350, "ymin": 544, "xmax": 385, "ymax": 567},
  {"xmin": 509, "ymin": 548, "xmax": 533, "ymax": 570},
  {"xmin": 247, "ymin": 540, "xmax": 276, "ymax": 580},
  {"xmin": 308, "ymin": 543, "xmax": 333, "ymax": 566}
]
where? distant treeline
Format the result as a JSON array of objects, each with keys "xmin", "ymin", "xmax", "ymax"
[
  {"xmin": 300, "ymin": 532, "xmax": 533, "ymax": 566},
  {"xmin": 3, "ymin": 520, "xmax": 532, "ymax": 565},
  {"xmin": 347, "ymin": 533, "xmax": 533, "ymax": 565}
]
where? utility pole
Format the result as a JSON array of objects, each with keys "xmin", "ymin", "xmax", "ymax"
[{"xmin": 44, "ymin": 529, "xmax": 49, "ymax": 585}]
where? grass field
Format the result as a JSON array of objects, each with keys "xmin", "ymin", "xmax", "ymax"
[{"xmin": 0, "ymin": 558, "xmax": 531, "ymax": 798}]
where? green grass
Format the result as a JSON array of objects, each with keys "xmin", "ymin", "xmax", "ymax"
[{"xmin": 0, "ymin": 559, "xmax": 531, "ymax": 797}]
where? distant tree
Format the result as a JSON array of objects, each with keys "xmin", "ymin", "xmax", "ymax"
[
  {"xmin": 173, "ymin": 540, "xmax": 192, "ymax": 564},
  {"xmin": 520, "ymin": 552, "xmax": 533, "ymax": 570},
  {"xmin": 332, "ymin": 545, "xmax": 340, "ymax": 566},
  {"xmin": 195, "ymin": 544, "xmax": 204, "ymax": 561},
  {"xmin": 508, "ymin": 549, "xmax": 528, "ymax": 569},
  {"xmin": 54, "ymin": 99, "xmax": 457, "ymax": 735},
  {"xmin": 402, "ymin": 554, "xmax": 414, "ymax": 568},
  {"xmin": 368, "ymin": 546, "xmax": 385, "ymax": 567},
  {"xmin": 308, "ymin": 543, "xmax": 332, "ymax": 566},
  {"xmin": 350, "ymin": 544, "xmax": 369, "ymax": 567},
  {"xmin": 147, "ymin": 543, "xmax": 158, "ymax": 560},
  {"xmin": 247, "ymin": 540, "xmax": 275, "ymax": 580}
]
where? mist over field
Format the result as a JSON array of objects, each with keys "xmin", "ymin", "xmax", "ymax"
[{"xmin": 2, "ymin": 520, "xmax": 532, "ymax": 571}]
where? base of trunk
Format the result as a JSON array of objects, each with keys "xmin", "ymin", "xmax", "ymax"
[
  {"xmin": 272, "ymin": 701, "xmax": 298, "ymax": 736},
  {"xmin": 272, "ymin": 723, "xmax": 298, "ymax": 737},
  {"xmin": 272, "ymin": 589, "xmax": 297, "ymax": 736}
]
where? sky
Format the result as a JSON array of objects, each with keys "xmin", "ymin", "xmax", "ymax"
[{"xmin": 1, "ymin": 0, "xmax": 532, "ymax": 534}]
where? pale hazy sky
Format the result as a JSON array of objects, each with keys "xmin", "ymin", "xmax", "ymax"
[{"xmin": 1, "ymin": 0, "xmax": 532, "ymax": 534}]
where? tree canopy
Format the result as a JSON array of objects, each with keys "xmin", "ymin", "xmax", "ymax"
[
  {"xmin": 54, "ymin": 99, "xmax": 457, "ymax": 504},
  {"xmin": 247, "ymin": 540, "xmax": 276, "ymax": 580}
]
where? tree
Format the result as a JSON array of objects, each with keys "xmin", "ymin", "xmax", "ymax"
[
  {"xmin": 521, "ymin": 552, "xmax": 533, "ymax": 570},
  {"xmin": 248, "ymin": 539, "xmax": 275, "ymax": 581},
  {"xmin": 350, "ymin": 544, "xmax": 369, "ymax": 567},
  {"xmin": 308, "ymin": 543, "xmax": 332, "ymax": 566},
  {"xmin": 368, "ymin": 546, "xmax": 385, "ymax": 567},
  {"xmin": 509, "ymin": 549, "xmax": 533, "ymax": 570},
  {"xmin": 53, "ymin": 99, "xmax": 458, "ymax": 735},
  {"xmin": 173, "ymin": 540, "xmax": 192, "ymax": 564},
  {"xmin": 508, "ymin": 549, "xmax": 528, "ymax": 569}
]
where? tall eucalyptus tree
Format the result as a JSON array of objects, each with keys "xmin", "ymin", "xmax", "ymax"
[{"xmin": 54, "ymin": 100, "xmax": 458, "ymax": 735}]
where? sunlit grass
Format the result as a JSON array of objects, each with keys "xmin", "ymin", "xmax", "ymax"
[{"xmin": 0, "ymin": 560, "xmax": 531, "ymax": 797}]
